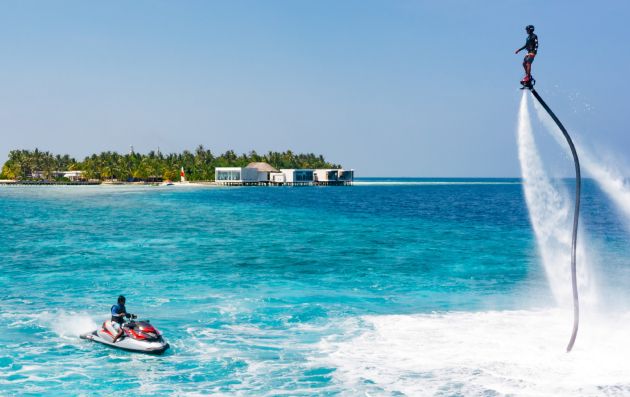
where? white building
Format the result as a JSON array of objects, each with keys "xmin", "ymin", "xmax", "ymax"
[
  {"xmin": 30, "ymin": 170, "xmax": 46, "ymax": 179},
  {"xmin": 216, "ymin": 164, "xmax": 354, "ymax": 185},
  {"xmin": 314, "ymin": 169, "xmax": 354, "ymax": 184},
  {"xmin": 215, "ymin": 162, "xmax": 279, "ymax": 184},
  {"xmin": 278, "ymin": 169, "xmax": 314, "ymax": 184},
  {"xmin": 29, "ymin": 170, "xmax": 84, "ymax": 181},
  {"xmin": 215, "ymin": 167, "xmax": 258, "ymax": 184},
  {"xmin": 270, "ymin": 172, "xmax": 286, "ymax": 184},
  {"xmin": 60, "ymin": 171, "xmax": 84, "ymax": 181},
  {"xmin": 246, "ymin": 162, "xmax": 279, "ymax": 182}
]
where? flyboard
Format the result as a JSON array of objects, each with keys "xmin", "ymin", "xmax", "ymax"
[{"xmin": 521, "ymin": 76, "xmax": 582, "ymax": 352}]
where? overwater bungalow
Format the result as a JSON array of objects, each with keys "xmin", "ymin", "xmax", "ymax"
[
  {"xmin": 314, "ymin": 169, "xmax": 354, "ymax": 185},
  {"xmin": 215, "ymin": 162, "xmax": 279, "ymax": 185},
  {"xmin": 216, "ymin": 162, "xmax": 353, "ymax": 186}
]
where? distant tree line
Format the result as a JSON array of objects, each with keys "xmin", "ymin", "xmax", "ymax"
[{"xmin": 0, "ymin": 146, "xmax": 341, "ymax": 181}]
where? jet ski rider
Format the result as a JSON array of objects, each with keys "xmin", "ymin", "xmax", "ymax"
[
  {"xmin": 515, "ymin": 25, "xmax": 538, "ymax": 84},
  {"xmin": 106, "ymin": 295, "xmax": 130, "ymax": 343}
]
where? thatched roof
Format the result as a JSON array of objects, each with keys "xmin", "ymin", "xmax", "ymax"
[{"xmin": 246, "ymin": 162, "xmax": 278, "ymax": 173}]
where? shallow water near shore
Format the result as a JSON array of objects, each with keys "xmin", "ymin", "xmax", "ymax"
[{"xmin": 1, "ymin": 180, "xmax": 629, "ymax": 396}]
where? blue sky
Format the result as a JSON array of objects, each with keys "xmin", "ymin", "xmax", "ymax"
[{"xmin": 1, "ymin": 0, "xmax": 628, "ymax": 176}]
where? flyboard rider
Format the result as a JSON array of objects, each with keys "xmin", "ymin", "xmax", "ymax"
[
  {"xmin": 515, "ymin": 25, "xmax": 538, "ymax": 86},
  {"xmin": 105, "ymin": 295, "xmax": 131, "ymax": 343}
]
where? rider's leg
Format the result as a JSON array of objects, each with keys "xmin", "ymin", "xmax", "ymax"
[
  {"xmin": 112, "ymin": 329, "xmax": 123, "ymax": 343},
  {"xmin": 521, "ymin": 60, "xmax": 530, "ymax": 82},
  {"xmin": 106, "ymin": 320, "xmax": 123, "ymax": 343},
  {"xmin": 525, "ymin": 62, "xmax": 532, "ymax": 78},
  {"xmin": 104, "ymin": 320, "xmax": 116, "ymax": 336}
]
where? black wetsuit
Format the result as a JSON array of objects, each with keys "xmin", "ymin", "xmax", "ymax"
[
  {"xmin": 520, "ymin": 33, "xmax": 538, "ymax": 62},
  {"xmin": 525, "ymin": 33, "xmax": 538, "ymax": 54}
]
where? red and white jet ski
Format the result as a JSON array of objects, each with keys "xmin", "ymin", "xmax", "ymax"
[{"xmin": 81, "ymin": 315, "xmax": 169, "ymax": 355}]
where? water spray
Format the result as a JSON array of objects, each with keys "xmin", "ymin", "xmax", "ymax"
[
  {"xmin": 532, "ymin": 101, "xmax": 630, "ymax": 228},
  {"xmin": 526, "ymin": 88, "xmax": 582, "ymax": 352}
]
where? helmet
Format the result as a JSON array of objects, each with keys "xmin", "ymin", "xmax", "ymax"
[
  {"xmin": 118, "ymin": 295, "xmax": 126, "ymax": 304},
  {"xmin": 526, "ymin": 25, "xmax": 535, "ymax": 33}
]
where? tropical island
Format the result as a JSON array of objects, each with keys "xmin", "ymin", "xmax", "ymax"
[{"xmin": 0, "ymin": 147, "xmax": 342, "ymax": 183}]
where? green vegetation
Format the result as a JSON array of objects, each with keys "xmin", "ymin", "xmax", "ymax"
[
  {"xmin": 0, "ymin": 146, "xmax": 341, "ymax": 181},
  {"xmin": 1, "ymin": 149, "xmax": 76, "ymax": 180}
]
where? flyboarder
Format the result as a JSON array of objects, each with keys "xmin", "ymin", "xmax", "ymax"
[
  {"xmin": 516, "ymin": 29, "xmax": 583, "ymax": 350},
  {"xmin": 516, "ymin": 25, "xmax": 538, "ymax": 88}
]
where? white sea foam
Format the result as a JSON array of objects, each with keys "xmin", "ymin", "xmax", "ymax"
[
  {"xmin": 517, "ymin": 92, "xmax": 595, "ymax": 307},
  {"xmin": 318, "ymin": 310, "xmax": 630, "ymax": 396},
  {"xmin": 28, "ymin": 311, "xmax": 99, "ymax": 339}
]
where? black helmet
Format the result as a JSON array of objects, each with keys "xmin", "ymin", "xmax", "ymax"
[
  {"xmin": 118, "ymin": 295, "xmax": 126, "ymax": 304},
  {"xmin": 526, "ymin": 25, "xmax": 535, "ymax": 33}
]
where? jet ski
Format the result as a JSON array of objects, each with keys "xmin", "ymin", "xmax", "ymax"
[{"xmin": 80, "ymin": 314, "xmax": 169, "ymax": 355}]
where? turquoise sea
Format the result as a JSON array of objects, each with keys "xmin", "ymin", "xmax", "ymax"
[{"xmin": 1, "ymin": 179, "xmax": 629, "ymax": 396}]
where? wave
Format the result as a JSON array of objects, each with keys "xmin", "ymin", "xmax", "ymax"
[{"xmin": 318, "ymin": 309, "xmax": 630, "ymax": 396}]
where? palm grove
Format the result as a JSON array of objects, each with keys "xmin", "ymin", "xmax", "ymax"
[{"xmin": 0, "ymin": 147, "xmax": 341, "ymax": 181}]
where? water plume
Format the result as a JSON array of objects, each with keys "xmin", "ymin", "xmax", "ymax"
[{"xmin": 516, "ymin": 92, "xmax": 593, "ymax": 308}]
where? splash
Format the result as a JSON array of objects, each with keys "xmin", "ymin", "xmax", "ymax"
[
  {"xmin": 318, "ymin": 310, "xmax": 630, "ymax": 396},
  {"xmin": 516, "ymin": 92, "xmax": 593, "ymax": 307},
  {"xmin": 532, "ymin": 101, "xmax": 630, "ymax": 227},
  {"xmin": 581, "ymin": 155, "xmax": 630, "ymax": 223},
  {"xmin": 35, "ymin": 311, "xmax": 98, "ymax": 339}
]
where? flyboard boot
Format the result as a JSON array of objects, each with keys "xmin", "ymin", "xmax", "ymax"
[{"xmin": 520, "ymin": 75, "xmax": 535, "ymax": 90}]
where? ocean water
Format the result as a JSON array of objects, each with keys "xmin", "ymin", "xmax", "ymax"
[{"xmin": 1, "ymin": 180, "xmax": 629, "ymax": 396}]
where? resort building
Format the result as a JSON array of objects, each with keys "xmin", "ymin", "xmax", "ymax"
[
  {"xmin": 277, "ymin": 169, "xmax": 315, "ymax": 185},
  {"xmin": 61, "ymin": 171, "xmax": 84, "ymax": 181},
  {"xmin": 29, "ymin": 171, "xmax": 46, "ymax": 179},
  {"xmin": 215, "ymin": 162, "xmax": 281, "ymax": 185},
  {"xmin": 29, "ymin": 170, "xmax": 84, "ymax": 181},
  {"xmin": 215, "ymin": 167, "xmax": 259, "ymax": 184},
  {"xmin": 246, "ymin": 162, "xmax": 279, "ymax": 182},
  {"xmin": 270, "ymin": 168, "xmax": 353, "ymax": 186},
  {"xmin": 270, "ymin": 172, "xmax": 286, "ymax": 184},
  {"xmin": 216, "ymin": 162, "xmax": 353, "ymax": 186},
  {"xmin": 314, "ymin": 169, "xmax": 354, "ymax": 185}
]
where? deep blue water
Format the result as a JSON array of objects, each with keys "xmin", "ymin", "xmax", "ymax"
[{"xmin": 1, "ymin": 179, "xmax": 628, "ymax": 395}]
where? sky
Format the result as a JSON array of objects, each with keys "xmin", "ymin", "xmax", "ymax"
[{"xmin": 0, "ymin": 0, "xmax": 629, "ymax": 177}]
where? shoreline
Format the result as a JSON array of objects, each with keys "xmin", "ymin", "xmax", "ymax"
[
  {"xmin": 0, "ymin": 180, "xmax": 215, "ymax": 187},
  {"xmin": 0, "ymin": 179, "xmax": 525, "ymax": 187}
]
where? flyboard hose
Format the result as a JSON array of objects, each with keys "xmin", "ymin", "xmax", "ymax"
[{"xmin": 529, "ymin": 88, "xmax": 581, "ymax": 352}]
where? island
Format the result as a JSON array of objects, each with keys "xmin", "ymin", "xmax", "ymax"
[{"xmin": 0, "ymin": 147, "xmax": 354, "ymax": 186}]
